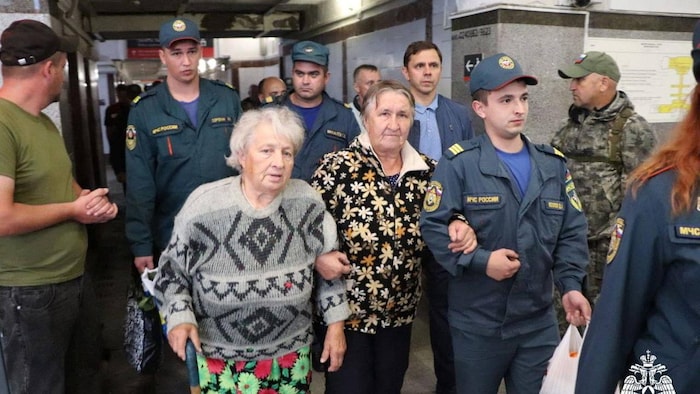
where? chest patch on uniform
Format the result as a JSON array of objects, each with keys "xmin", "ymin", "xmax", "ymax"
[
  {"xmin": 465, "ymin": 195, "xmax": 501, "ymax": 205},
  {"xmin": 606, "ymin": 217, "xmax": 624, "ymax": 264},
  {"xmin": 151, "ymin": 124, "xmax": 179, "ymax": 135},
  {"xmin": 211, "ymin": 116, "xmax": 233, "ymax": 124},
  {"xmin": 326, "ymin": 129, "xmax": 346, "ymax": 139},
  {"xmin": 675, "ymin": 225, "xmax": 700, "ymax": 239},
  {"xmin": 126, "ymin": 125, "xmax": 136, "ymax": 150},
  {"xmin": 565, "ymin": 169, "xmax": 583, "ymax": 212},
  {"xmin": 423, "ymin": 181, "xmax": 443, "ymax": 212}
]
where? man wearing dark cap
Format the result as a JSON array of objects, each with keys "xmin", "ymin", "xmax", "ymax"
[
  {"xmin": 125, "ymin": 18, "xmax": 242, "ymax": 274},
  {"xmin": 281, "ymin": 40, "xmax": 360, "ymax": 182},
  {"xmin": 420, "ymin": 53, "xmax": 590, "ymax": 393},
  {"xmin": 0, "ymin": 19, "xmax": 118, "ymax": 393},
  {"xmin": 551, "ymin": 51, "xmax": 656, "ymax": 318}
]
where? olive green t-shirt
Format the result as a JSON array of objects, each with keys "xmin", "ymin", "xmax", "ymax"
[{"xmin": 0, "ymin": 99, "xmax": 87, "ymax": 286}]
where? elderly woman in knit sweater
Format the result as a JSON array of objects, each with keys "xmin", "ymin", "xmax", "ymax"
[{"xmin": 154, "ymin": 106, "xmax": 349, "ymax": 393}]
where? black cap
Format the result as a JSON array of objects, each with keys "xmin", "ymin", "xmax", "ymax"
[
  {"xmin": 692, "ymin": 20, "xmax": 700, "ymax": 83},
  {"xmin": 0, "ymin": 19, "xmax": 77, "ymax": 66}
]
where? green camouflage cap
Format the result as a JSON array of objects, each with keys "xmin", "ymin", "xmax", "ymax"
[{"xmin": 558, "ymin": 51, "xmax": 620, "ymax": 82}]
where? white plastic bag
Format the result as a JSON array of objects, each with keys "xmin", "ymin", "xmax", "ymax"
[{"xmin": 540, "ymin": 324, "xmax": 584, "ymax": 394}]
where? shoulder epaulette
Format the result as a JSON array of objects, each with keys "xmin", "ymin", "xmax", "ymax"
[
  {"xmin": 211, "ymin": 79, "xmax": 237, "ymax": 91},
  {"xmin": 329, "ymin": 96, "xmax": 350, "ymax": 109},
  {"xmin": 536, "ymin": 144, "xmax": 567, "ymax": 161},
  {"xmin": 131, "ymin": 89, "xmax": 156, "ymax": 106},
  {"xmin": 445, "ymin": 140, "xmax": 478, "ymax": 159}
]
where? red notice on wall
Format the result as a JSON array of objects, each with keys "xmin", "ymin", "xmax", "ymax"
[{"xmin": 127, "ymin": 38, "xmax": 214, "ymax": 59}]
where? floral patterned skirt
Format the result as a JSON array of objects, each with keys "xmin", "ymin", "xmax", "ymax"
[{"xmin": 196, "ymin": 346, "xmax": 312, "ymax": 394}]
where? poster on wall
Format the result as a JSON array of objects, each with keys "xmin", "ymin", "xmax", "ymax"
[
  {"xmin": 586, "ymin": 37, "xmax": 693, "ymax": 123},
  {"xmin": 609, "ymin": 0, "xmax": 699, "ymax": 14}
]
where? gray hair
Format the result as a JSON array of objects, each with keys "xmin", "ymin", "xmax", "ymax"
[
  {"xmin": 361, "ymin": 80, "xmax": 415, "ymax": 126},
  {"xmin": 226, "ymin": 106, "xmax": 305, "ymax": 171}
]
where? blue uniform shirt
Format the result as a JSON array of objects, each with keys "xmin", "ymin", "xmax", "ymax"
[
  {"xmin": 576, "ymin": 170, "xmax": 700, "ymax": 394},
  {"xmin": 125, "ymin": 79, "xmax": 242, "ymax": 256}
]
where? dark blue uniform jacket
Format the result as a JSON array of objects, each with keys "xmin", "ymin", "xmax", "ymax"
[
  {"xmin": 125, "ymin": 79, "xmax": 242, "ymax": 256},
  {"xmin": 420, "ymin": 134, "xmax": 589, "ymax": 339},
  {"xmin": 282, "ymin": 92, "xmax": 360, "ymax": 181},
  {"xmin": 576, "ymin": 170, "xmax": 700, "ymax": 394}
]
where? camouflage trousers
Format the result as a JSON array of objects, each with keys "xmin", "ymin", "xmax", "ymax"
[{"xmin": 553, "ymin": 238, "xmax": 609, "ymax": 335}]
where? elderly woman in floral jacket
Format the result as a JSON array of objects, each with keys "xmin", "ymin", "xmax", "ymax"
[{"xmin": 311, "ymin": 80, "xmax": 473, "ymax": 394}]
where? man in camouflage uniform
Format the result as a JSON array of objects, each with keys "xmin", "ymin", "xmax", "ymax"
[{"xmin": 551, "ymin": 52, "xmax": 656, "ymax": 326}]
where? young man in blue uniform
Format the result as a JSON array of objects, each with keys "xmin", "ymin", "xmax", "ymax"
[
  {"xmin": 281, "ymin": 40, "xmax": 360, "ymax": 182},
  {"xmin": 575, "ymin": 22, "xmax": 700, "ymax": 394},
  {"xmin": 126, "ymin": 18, "xmax": 242, "ymax": 273},
  {"xmin": 420, "ymin": 53, "xmax": 590, "ymax": 394},
  {"xmin": 402, "ymin": 40, "xmax": 474, "ymax": 394}
]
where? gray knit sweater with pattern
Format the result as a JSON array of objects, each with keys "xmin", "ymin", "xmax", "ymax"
[{"xmin": 154, "ymin": 176, "xmax": 349, "ymax": 361}]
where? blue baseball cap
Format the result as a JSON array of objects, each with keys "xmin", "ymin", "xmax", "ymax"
[
  {"xmin": 693, "ymin": 20, "xmax": 700, "ymax": 83},
  {"xmin": 469, "ymin": 53, "xmax": 538, "ymax": 95},
  {"xmin": 291, "ymin": 41, "xmax": 329, "ymax": 67},
  {"xmin": 159, "ymin": 18, "xmax": 200, "ymax": 48}
]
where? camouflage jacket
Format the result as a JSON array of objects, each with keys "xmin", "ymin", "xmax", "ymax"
[{"xmin": 551, "ymin": 91, "xmax": 656, "ymax": 240}]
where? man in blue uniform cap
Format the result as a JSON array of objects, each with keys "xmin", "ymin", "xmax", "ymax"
[
  {"xmin": 420, "ymin": 52, "xmax": 591, "ymax": 393},
  {"xmin": 126, "ymin": 17, "xmax": 242, "ymax": 273},
  {"xmin": 280, "ymin": 40, "xmax": 360, "ymax": 182}
]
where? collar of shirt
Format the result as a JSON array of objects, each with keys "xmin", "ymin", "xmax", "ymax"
[{"xmin": 415, "ymin": 95, "xmax": 439, "ymax": 116}]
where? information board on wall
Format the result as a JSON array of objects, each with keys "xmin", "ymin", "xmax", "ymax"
[
  {"xmin": 587, "ymin": 37, "xmax": 693, "ymax": 123},
  {"xmin": 609, "ymin": 0, "xmax": 699, "ymax": 14}
]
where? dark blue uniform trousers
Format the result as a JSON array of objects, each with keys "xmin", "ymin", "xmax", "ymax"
[{"xmin": 451, "ymin": 324, "xmax": 558, "ymax": 394}]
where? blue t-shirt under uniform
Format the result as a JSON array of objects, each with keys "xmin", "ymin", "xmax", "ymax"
[
  {"xmin": 495, "ymin": 145, "xmax": 531, "ymax": 198},
  {"xmin": 291, "ymin": 103, "xmax": 322, "ymax": 132},
  {"xmin": 179, "ymin": 98, "xmax": 199, "ymax": 126}
]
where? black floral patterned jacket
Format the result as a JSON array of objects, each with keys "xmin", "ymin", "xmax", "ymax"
[{"xmin": 311, "ymin": 133, "xmax": 436, "ymax": 334}]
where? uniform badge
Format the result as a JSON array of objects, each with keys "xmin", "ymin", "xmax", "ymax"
[
  {"xmin": 126, "ymin": 125, "xmax": 137, "ymax": 151},
  {"xmin": 172, "ymin": 19, "xmax": 186, "ymax": 32},
  {"xmin": 621, "ymin": 350, "xmax": 676, "ymax": 393},
  {"xmin": 606, "ymin": 217, "xmax": 625, "ymax": 264},
  {"xmin": 564, "ymin": 169, "xmax": 583, "ymax": 212},
  {"xmin": 423, "ymin": 181, "xmax": 443, "ymax": 213},
  {"xmin": 498, "ymin": 55, "xmax": 515, "ymax": 70}
]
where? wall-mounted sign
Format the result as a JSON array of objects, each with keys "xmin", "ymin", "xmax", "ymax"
[{"xmin": 464, "ymin": 54, "xmax": 482, "ymax": 81}]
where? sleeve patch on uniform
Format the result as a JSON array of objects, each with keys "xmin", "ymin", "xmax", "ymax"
[
  {"xmin": 565, "ymin": 169, "xmax": 583, "ymax": 212},
  {"xmin": 606, "ymin": 217, "xmax": 624, "ymax": 264},
  {"xmin": 126, "ymin": 125, "xmax": 137, "ymax": 150},
  {"xmin": 423, "ymin": 181, "xmax": 443, "ymax": 212}
]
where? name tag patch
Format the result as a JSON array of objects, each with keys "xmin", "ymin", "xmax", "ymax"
[
  {"xmin": 151, "ymin": 124, "xmax": 179, "ymax": 135},
  {"xmin": 326, "ymin": 129, "xmax": 346, "ymax": 140}
]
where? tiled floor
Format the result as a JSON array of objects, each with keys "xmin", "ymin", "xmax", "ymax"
[{"xmin": 91, "ymin": 173, "xmax": 504, "ymax": 393}]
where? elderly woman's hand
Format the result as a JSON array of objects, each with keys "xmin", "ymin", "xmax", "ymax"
[
  {"xmin": 167, "ymin": 323, "xmax": 202, "ymax": 361},
  {"xmin": 322, "ymin": 321, "xmax": 347, "ymax": 372},
  {"xmin": 314, "ymin": 251, "xmax": 352, "ymax": 280},
  {"xmin": 447, "ymin": 219, "xmax": 477, "ymax": 254}
]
